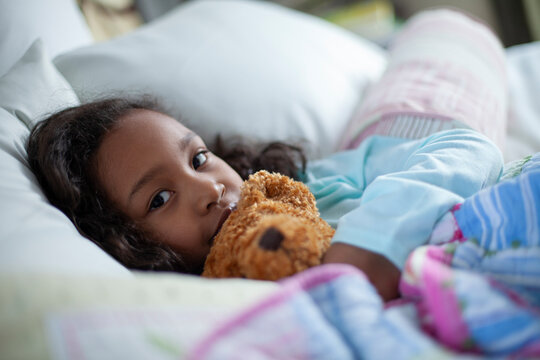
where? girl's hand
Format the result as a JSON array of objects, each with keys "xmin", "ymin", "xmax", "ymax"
[{"xmin": 322, "ymin": 243, "xmax": 401, "ymax": 301}]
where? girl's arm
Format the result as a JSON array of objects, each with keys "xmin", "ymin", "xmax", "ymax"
[
  {"xmin": 323, "ymin": 243, "xmax": 401, "ymax": 301},
  {"xmin": 321, "ymin": 129, "xmax": 503, "ymax": 301}
]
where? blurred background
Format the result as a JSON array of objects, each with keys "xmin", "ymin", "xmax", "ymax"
[{"xmin": 77, "ymin": 0, "xmax": 539, "ymax": 47}]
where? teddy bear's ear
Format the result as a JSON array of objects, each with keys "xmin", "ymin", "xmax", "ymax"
[{"xmin": 244, "ymin": 171, "xmax": 318, "ymax": 211}]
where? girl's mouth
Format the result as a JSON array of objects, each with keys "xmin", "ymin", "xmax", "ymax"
[{"xmin": 209, "ymin": 202, "xmax": 237, "ymax": 245}]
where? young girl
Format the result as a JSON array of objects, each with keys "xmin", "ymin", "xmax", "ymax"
[
  {"xmin": 26, "ymin": 98, "xmax": 306, "ymax": 273},
  {"xmin": 26, "ymin": 96, "xmax": 502, "ymax": 301}
]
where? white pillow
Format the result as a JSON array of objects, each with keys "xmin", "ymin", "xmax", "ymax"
[
  {"xmin": 54, "ymin": 0, "xmax": 387, "ymax": 158},
  {"xmin": 0, "ymin": 0, "xmax": 93, "ymax": 77},
  {"xmin": 0, "ymin": 39, "xmax": 129, "ymax": 275},
  {"xmin": 505, "ymin": 41, "xmax": 540, "ymax": 161}
]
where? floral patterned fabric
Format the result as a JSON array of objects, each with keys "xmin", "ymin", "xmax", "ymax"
[{"xmin": 402, "ymin": 153, "xmax": 540, "ymax": 355}]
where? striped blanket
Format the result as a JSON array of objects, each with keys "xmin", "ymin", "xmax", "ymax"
[{"xmin": 188, "ymin": 154, "xmax": 540, "ymax": 359}]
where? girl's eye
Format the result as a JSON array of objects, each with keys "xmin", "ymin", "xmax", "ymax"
[
  {"xmin": 192, "ymin": 151, "xmax": 208, "ymax": 169},
  {"xmin": 149, "ymin": 190, "xmax": 172, "ymax": 211}
]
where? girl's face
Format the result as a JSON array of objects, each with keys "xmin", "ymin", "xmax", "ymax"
[{"xmin": 95, "ymin": 109, "xmax": 243, "ymax": 271}]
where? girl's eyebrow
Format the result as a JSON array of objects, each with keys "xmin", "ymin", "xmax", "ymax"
[
  {"xmin": 127, "ymin": 132, "xmax": 196, "ymax": 204},
  {"xmin": 179, "ymin": 132, "xmax": 196, "ymax": 151}
]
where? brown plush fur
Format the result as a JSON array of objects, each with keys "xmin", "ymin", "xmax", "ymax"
[{"xmin": 202, "ymin": 170, "xmax": 335, "ymax": 280}]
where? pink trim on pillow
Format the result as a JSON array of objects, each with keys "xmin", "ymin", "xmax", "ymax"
[
  {"xmin": 339, "ymin": 8, "xmax": 507, "ymax": 151},
  {"xmin": 343, "ymin": 111, "xmax": 462, "ymax": 149}
]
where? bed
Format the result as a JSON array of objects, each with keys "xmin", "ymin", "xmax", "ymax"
[{"xmin": 1, "ymin": 0, "xmax": 539, "ymax": 358}]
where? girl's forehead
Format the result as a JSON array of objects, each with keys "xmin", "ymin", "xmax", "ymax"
[
  {"xmin": 98, "ymin": 109, "xmax": 195, "ymax": 161},
  {"xmin": 117, "ymin": 109, "xmax": 190, "ymax": 134}
]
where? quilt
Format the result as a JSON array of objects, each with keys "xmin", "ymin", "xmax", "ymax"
[{"xmin": 188, "ymin": 154, "xmax": 540, "ymax": 359}]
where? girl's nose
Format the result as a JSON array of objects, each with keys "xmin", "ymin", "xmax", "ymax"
[{"xmin": 193, "ymin": 176, "xmax": 224, "ymax": 213}]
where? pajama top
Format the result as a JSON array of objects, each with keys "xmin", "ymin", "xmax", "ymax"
[{"xmin": 300, "ymin": 128, "xmax": 504, "ymax": 269}]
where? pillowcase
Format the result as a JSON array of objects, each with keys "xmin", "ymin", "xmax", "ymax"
[
  {"xmin": 0, "ymin": 39, "xmax": 129, "ymax": 275},
  {"xmin": 338, "ymin": 8, "xmax": 508, "ymax": 152},
  {"xmin": 0, "ymin": 0, "xmax": 93, "ymax": 77},
  {"xmin": 54, "ymin": 0, "xmax": 387, "ymax": 158}
]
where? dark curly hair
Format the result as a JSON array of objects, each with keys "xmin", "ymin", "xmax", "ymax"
[{"xmin": 26, "ymin": 97, "xmax": 306, "ymax": 274}]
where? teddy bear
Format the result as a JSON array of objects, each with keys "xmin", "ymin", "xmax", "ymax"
[{"xmin": 202, "ymin": 170, "xmax": 335, "ymax": 281}]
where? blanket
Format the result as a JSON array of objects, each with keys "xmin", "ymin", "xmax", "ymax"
[{"xmin": 189, "ymin": 154, "xmax": 540, "ymax": 359}]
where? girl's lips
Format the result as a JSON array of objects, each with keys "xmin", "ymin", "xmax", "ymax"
[{"xmin": 209, "ymin": 202, "xmax": 237, "ymax": 245}]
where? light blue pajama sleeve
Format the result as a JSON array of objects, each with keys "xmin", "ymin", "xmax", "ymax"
[{"xmin": 302, "ymin": 129, "xmax": 503, "ymax": 269}]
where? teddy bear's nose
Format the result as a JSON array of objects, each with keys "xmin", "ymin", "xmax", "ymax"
[{"xmin": 258, "ymin": 227, "xmax": 284, "ymax": 251}]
